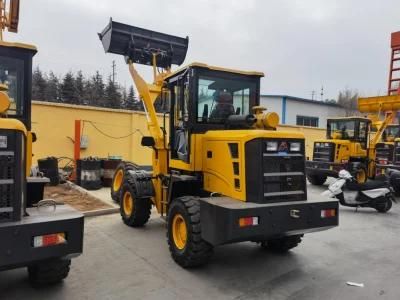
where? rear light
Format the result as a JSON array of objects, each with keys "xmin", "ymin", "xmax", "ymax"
[
  {"xmin": 239, "ymin": 216, "xmax": 259, "ymax": 227},
  {"xmin": 290, "ymin": 142, "xmax": 301, "ymax": 152},
  {"xmin": 321, "ymin": 209, "xmax": 336, "ymax": 218},
  {"xmin": 33, "ymin": 233, "xmax": 66, "ymax": 248},
  {"xmin": 378, "ymin": 159, "xmax": 388, "ymax": 165},
  {"xmin": 266, "ymin": 141, "xmax": 278, "ymax": 151}
]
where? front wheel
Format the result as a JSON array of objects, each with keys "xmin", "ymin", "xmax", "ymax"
[
  {"xmin": 120, "ymin": 174, "xmax": 151, "ymax": 227},
  {"xmin": 28, "ymin": 258, "xmax": 71, "ymax": 286},
  {"xmin": 306, "ymin": 174, "xmax": 327, "ymax": 185},
  {"xmin": 167, "ymin": 196, "xmax": 213, "ymax": 268},
  {"xmin": 260, "ymin": 235, "xmax": 303, "ymax": 253}
]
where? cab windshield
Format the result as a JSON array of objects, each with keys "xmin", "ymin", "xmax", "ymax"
[
  {"xmin": 383, "ymin": 125, "xmax": 400, "ymax": 142},
  {"xmin": 197, "ymin": 74, "xmax": 257, "ymax": 124},
  {"xmin": 327, "ymin": 120, "xmax": 357, "ymax": 140},
  {"xmin": 0, "ymin": 56, "xmax": 24, "ymax": 116}
]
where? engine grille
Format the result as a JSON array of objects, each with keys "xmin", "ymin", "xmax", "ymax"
[
  {"xmin": 245, "ymin": 138, "xmax": 307, "ymax": 203},
  {"xmin": 376, "ymin": 143, "xmax": 394, "ymax": 164},
  {"xmin": 313, "ymin": 142, "xmax": 335, "ymax": 162},
  {"xmin": 394, "ymin": 142, "xmax": 400, "ymax": 165},
  {"xmin": 0, "ymin": 130, "xmax": 24, "ymax": 222}
]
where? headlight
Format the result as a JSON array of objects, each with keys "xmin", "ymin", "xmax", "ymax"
[
  {"xmin": 266, "ymin": 141, "xmax": 278, "ymax": 151},
  {"xmin": 315, "ymin": 142, "xmax": 321, "ymax": 147},
  {"xmin": 0, "ymin": 136, "xmax": 7, "ymax": 148},
  {"xmin": 324, "ymin": 143, "xmax": 330, "ymax": 147},
  {"xmin": 290, "ymin": 142, "xmax": 301, "ymax": 152}
]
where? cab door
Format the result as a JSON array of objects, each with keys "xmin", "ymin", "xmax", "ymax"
[{"xmin": 168, "ymin": 71, "xmax": 192, "ymax": 168}]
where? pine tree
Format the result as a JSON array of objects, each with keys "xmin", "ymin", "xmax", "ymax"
[
  {"xmin": 83, "ymin": 79, "xmax": 95, "ymax": 106},
  {"xmin": 125, "ymin": 85, "xmax": 136, "ymax": 110},
  {"xmin": 92, "ymin": 71, "xmax": 105, "ymax": 106},
  {"xmin": 105, "ymin": 75, "xmax": 122, "ymax": 108},
  {"xmin": 121, "ymin": 87, "xmax": 127, "ymax": 108},
  {"xmin": 44, "ymin": 71, "xmax": 60, "ymax": 102},
  {"xmin": 75, "ymin": 71, "xmax": 84, "ymax": 104},
  {"xmin": 32, "ymin": 66, "xmax": 47, "ymax": 100},
  {"xmin": 61, "ymin": 72, "xmax": 77, "ymax": 104}
]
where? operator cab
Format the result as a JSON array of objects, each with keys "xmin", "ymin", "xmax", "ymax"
[
  {"xmin": 382, "ymin": 124, "xmax": 400, "ymax": 142},
  {"xmin": 165, "ymin": 63, "xmax": 263, "ymax": 162},
  {"xmin": 327, "ymin": 117, "xmax": 370, "ymax": 149},
  {"xmin": 0, "ymin": 42, "xmax": 36, "ymax": 130}
]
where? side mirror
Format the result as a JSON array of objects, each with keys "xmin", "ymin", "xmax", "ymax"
[
  {"xmin": 31, "ymin": 132, "xmax": 37, "ymax": 143},
  {"xmin": 141, "ymin": 136, "xmax": 155, "ymax": 147}
]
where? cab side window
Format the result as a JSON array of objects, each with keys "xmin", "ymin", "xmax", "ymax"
[{"xmin": 170, "ymin": 73, "xmax": 190, "ymax": 162}]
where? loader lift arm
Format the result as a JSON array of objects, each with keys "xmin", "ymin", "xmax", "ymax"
[{"xmin": 358, "ymin": 94, "xmax": 400, "ymax": 151}]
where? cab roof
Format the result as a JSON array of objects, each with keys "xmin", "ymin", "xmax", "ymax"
[
  {"xmin": 0, "ymin": 40, "xmax": 37, "ymax": 52},
  {"xmin": 327, "ymin": 116, "xmax": 371, "ymax": 122},
  {"xmin": 164, "ymin": 62, "xmax": 264, "ymax": 79}
]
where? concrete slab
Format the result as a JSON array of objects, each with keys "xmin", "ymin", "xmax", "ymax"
[{"xmin": 1, "ymin": 183, "xmax": 400, "ymax": 299}]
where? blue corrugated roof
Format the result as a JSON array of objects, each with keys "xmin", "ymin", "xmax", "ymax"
[{"xmin": 261, "ymin": 94, "xmax": 342, "ymax": 107}]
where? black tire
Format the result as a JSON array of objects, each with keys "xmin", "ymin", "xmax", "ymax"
[
  {"xmin": 307, "ymin": 174, "xmax": 327, "ymax": 185},
  {"xmin": 111, "ymin": 162, "xmax": 139, "ymax": 203},
  {"xmin": 353, "ymin": 163, "xmax": 367, "ymax": 184},
  {"xmin": 375, "ymin": 198, "xmax": 392, "ymax": 213},
  {"xmin": 261, "ymin": 234, "xmax": 303, "ymax": 253},
  {"xmin": 120, "ymin": 173, "xmax": 151, "ymax": 227},
  {"xmin": 28, "ymin": 258, "xmax": 71, "ymax": 286},
  {"xmin": 167, "ymin": 196, "xmax": 213, "ymax": 268}
]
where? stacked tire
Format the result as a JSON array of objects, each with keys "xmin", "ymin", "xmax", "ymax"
[{"xmin": 111, "ymin": 161, "xmax": 140, "ymax": 203}]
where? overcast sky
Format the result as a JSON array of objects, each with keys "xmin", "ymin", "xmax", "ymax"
[{"xmin": 4, "ymin": 0, "xmax": 400, "ymax": 100}]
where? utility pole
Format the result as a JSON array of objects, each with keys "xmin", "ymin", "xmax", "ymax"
[
  {"xmin": 111, "ymin": 60, "xmax": 116, "ymax": 84},
  {"xmin": 320, "ymin": 86, "xmax": 324, "ymax": 100},
  {"xmin": 311, "ymin": 90, "xmax": 315, "ymax": 100}
]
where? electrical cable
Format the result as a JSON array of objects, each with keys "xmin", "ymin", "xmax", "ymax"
[{"xmin": 83, "ymin": 120, "xmax": 144, "ymax": 139}]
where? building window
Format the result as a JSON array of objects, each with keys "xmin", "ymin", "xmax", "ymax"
[{"xmin": 296, "ymin": 115, "xmax": 319, "ymax": 127}]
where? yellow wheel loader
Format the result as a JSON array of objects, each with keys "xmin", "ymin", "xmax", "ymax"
[
  {"xmin": 306, "ymin": 95, "xmax": 400, "ymax": 185},
  {"xmin": 374, "ymin": 124, "xmax": 400, "ymax": 175},
  {"xmin": 99, "ymin": 19, "xmax": 338, "ymax": 267},
  {"xmin": 0, "ymin": 0, "xmax": 83, "ymax": 285}
]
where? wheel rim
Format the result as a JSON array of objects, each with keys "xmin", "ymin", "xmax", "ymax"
[
  {"xmin": 356, "ymin": 169, "xmax": 366, "ymax": 183},
  {"xmin": 172, "ymin": 213, "xmax": 187, "ymax": 250},
  {"xmin": 113, "ymin": 169, "xmax": 124, "ymax": 192},
  {"xmin": 123, "ymin": 191, "xmax": 134, "ymax": 216}
]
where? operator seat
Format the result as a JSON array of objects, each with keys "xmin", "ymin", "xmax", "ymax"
[
  {"xmin": 209, "ymin": 91, "xmax": 234, "ymax": 121},
  {"xmin": 174, "ymin": 126, "xmax": 188, "ymax": 161},
  {"xmin": 346, "ymin": 179, "xmax": 389, "ymax": 191}
]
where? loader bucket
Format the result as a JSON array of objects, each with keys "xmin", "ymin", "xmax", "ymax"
[
  {"xmin": 358, "ymin": 95, "xmax": 400, "ymax": 113},
  {"xmin": 98, "ymin": 19, "xmax": 189, "ymax": 68}
]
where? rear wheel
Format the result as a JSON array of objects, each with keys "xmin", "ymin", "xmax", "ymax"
[
  {"xmin": 167, "ymin": 196, "xmax": 213, "ymax": 268},
  {"xmin": 375, "ymin": 198, "xmax": 392, "ymax": 213},
  {"xmin": 28, "ymin": 258, "xmax": 71, "ymax": 286},
  {"xmin": 111, "ymin": 162, "xmax": 138, "ymax": 203},
  {"xmin": 260, "ymin": 235, "xmax": 303, "ymax": 253},
  {"xmin": 120, "ymin": 174, "xmax": 151, "ymax": 227},
  {"xmin": 307, "ymin": 174, "xmax": 327, "ymax": 185}
]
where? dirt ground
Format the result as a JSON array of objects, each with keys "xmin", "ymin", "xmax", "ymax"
[{"xmin": 43, "ymin": 183, "xmax": 112, "ymax": 212}]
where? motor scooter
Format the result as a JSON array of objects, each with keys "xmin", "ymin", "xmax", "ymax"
[{"xmin": 322, "ymin": 170, "xmax": 395, "ymax": 213}]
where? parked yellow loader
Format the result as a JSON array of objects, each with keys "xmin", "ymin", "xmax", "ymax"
[{"xmin": 99, "ymin": 19, "xmax": 338, "ymax": 267}]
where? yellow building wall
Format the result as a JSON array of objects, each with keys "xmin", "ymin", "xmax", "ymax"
[{"xmin": 31, "ymin": 101, "xmax": 324, "ymax": 165}]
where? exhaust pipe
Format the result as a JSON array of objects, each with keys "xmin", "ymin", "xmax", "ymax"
[{"xmin": 98, "ymin": 18, "xmax": 189, "ymax": 68}]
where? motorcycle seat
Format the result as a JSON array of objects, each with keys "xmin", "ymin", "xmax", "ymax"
[{"xmin": 346, "ymin": 179, "xmax": 388, "ymax": 191}]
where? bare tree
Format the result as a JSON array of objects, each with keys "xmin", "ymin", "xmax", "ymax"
[{"xmin": 337, "ymin": 88, "xmax": 359, "ymax": 116}]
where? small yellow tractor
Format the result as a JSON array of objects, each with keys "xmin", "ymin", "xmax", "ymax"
[
  {"xmin": 306, "ymin": 95, "xmax": 400, "ymax": 185},
  {"xmin": 99, "ymin": 19, "xmax": 338, "ymax": 267}
]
